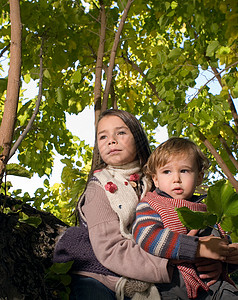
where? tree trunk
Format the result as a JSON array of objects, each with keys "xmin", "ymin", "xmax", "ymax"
[
  {"xmin": 0, "ymin": 194, "xmax": 68, "ymax": 299},
  {"xmin": 0, "ymin": 0, "xmax": 21, "ymax": 184}
]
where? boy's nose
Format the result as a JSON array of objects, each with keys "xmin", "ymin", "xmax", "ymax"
[{"xmin": 173, "ymin": 173, "xmax": 181, "ymax": 182}]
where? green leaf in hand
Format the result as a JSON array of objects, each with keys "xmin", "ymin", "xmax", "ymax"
[
  {"xmin": 221, "ymin": 215, "xmax": 238, "ymax": 243},
  {"xmin": 205, "ymin": 180, "xmax": 238, "ymax": 240},
  {"xmin": 206, "ymin": 180, "xmax": 225, "ymax": 220},
  {"xmin": 176, "ymin": 207, "xmax": 217, "ymax": 230},
  {"xmin": 220, "ymin": 180, "xmax": 237, "ymax": 211},
  {"xmin": 223, "ymin": 193, "xmax": 238, "ymax": 217},
  {"xmin": 206, "ymin": 180, "xmax": 238, "ymax": 219}
]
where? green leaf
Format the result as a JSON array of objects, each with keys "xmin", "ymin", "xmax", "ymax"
[
  {"xmin": 206, "ymin": 180, "xmax": 225, "ymax": 218},
  {"xmin": 71, "ymin": 70, "xmax": 82, "ymax": 84},
  {"xmin": 221, "ymin": 215, "xmax": 238, "ymax": 242},
  {"xmin": 165, "ymin": 90, "xmax": 175, "ymax": 101},
  {"xmin": 206, "ymin": 40, "xmax": 220, "ymax": 57},
  {"xmin": 217, "ymin": 46, "xmax": 230, "ymax": 56},
  {"xmin": 210, "ymin": 23, "xmax": 219, "ymax": 33},
  {"xmin": 206, "ymin": 180, "xmax": 238, "ymax": 222},
  {"xmin": 180, "ymin": 69, "xmax": 189, "ymax": 77},
  {"xmin": 165, "ymin": 2, "xmax": 170, "ymax": 10},
  {"xmin": 50, "ymin": 261, "xmax": 74, "ymax": 275},
  {"xmin": 220, "ymin": 181, "xmax": 236, "ymax": 209},
  {"xmin": 220, "ymin": 216, "xmax": 233, "ymax": 233},
  {"xmin": 43, "ymin": 69, "xmax": 51, "ymax": 79},
  {"xmin": 60, "ymin": 274, "xmax": 72, "ymax": 286},
  {"xmin": 6, "ymin": 163, "xmax": 32, "ymax": 178},
  {"xmin": 171, "ymin": 1, "xmax": 178, "ymax": 9},
  {"xmin": 70, "ymin": 178, "xmax": 85, "ymax": 200},
  {"xmin": 35, "ymin": 139, "xmax": 44, "ymax": 150},
  {"xmin": 199, "ymin": 110, "xmax": 210, "ymax": 122},
  {"xmin": 0, "ymin": 78, "xmax": 7, "ymax": 93},
  {"xmin": 23, "ymin": 73, "xmax": 31, "ymax": 84},
  {"xmin": 18, "ymin": 212, "xmax": 42, "ymax": 228},
  {"xmin": 223, "ymin": 193, "xmax": 238, "ymax": 217},
  {"xmin": 156, "ymin": 51, "xmax": 167, "ymax": 64},
  {"xmin": 176, "ymin": 207, "xmax": 217, "ymax": 229},
  {"xmin": 56, "ymin": 87, "xmax": 65, "ymax": 105},
  {"xmin": 233, "ymin": 81, "xmax": 238, "ymax": 98},
  {"xmin": 168, "ymin": 48, "xmax": 182, "ymax": 60}
]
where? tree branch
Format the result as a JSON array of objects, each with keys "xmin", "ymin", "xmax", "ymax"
[
  {"xmin": 123, "ymin": 54, "xmax": 164, "ymax": 102},
  {"xmin": 9, "ymin": 39, "xmax": 44, "ymax": 159},
  {"xmin": 101, "ymin": 0, "xmax": 134, "ymax": 112},
  {"xmin": 191, "ymin": 61, "xmax": 238, "ymax": 99},
  {"xmin": 94, "ymin": 1, "xmax": 106, "ymax": 126},
  {"xmin": 197, "ymin": 128, "xmax": 238, "ymax": 192},
  {"xmin": 210, "ymin": 65, "xmax": 238, "ymax": 129},
  {"xmin": 0, "ymin": 0, "xmax": 21, "ymax": 184},
  {"xmin": 223, "ymin": 122, "xmax": 238, "ymax": 141},
  {"xmin": 218, "ymin": 134, "xmax": 238, "ymax": 171}
]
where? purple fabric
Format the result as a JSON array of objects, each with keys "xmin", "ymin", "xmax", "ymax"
[{"xmin": 53, "ymin": 224, "xmax": 118, "ymax": 277}]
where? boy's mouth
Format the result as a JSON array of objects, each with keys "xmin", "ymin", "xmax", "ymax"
[{"xmin": 172, "ymin": 187, "xmax": 183, "ymax": 194}]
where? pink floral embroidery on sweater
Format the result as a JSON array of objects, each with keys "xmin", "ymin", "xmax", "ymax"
[
  {"xmin": 129, "ymin": 173, "xmax": 140, "ymax": 181},
  {"xmin": 105, "ymin": 182, "xmax": 118, "ymax": 193}
]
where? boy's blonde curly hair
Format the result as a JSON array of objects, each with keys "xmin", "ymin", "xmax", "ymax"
[{"xmin": 145, "ymin": 137, "xmax": 210, "ymax": 179}]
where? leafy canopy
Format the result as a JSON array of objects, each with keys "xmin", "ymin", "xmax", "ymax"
[{"xmin": 0, "ymin": 0, "xmax": 237, "ymax": 224}]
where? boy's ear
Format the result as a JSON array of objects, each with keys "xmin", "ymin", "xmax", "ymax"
[
  {"xmin": 197, "ymin": 172, "xmax": 204, "ymax": 186},
  {"xmin": 152, "ymin": 175, "xmax": 159, "ymax": 188}
]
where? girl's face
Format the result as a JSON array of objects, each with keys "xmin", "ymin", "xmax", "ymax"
[
  {"xmin": 152, "ymin": 151, "xmax": 203, "ymax": 200},
  {"xmin": 97, "ymin": 115, "xmax": 137, "ymax": 166}
]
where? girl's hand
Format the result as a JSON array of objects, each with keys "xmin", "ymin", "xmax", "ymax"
[
  {"xmin": 187, "ymin": 229, "xmax": 199, "ymax": 236},
  {"xmin": 197, "ymin": 236, "xmax": 229, "ymax": 261},
  {"xmin": 195, "ymin": 259, "xmax": 222, "ymax": 287},
  {"xmin": 226, "ymin": 243, "xmax": 238, "ymax": 264}
]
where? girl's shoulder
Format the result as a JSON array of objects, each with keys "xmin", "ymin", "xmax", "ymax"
[{"xmin": 87, "ymin": 175, "xmax": 104, "ymax": 190}]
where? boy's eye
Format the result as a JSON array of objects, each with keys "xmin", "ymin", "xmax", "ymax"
[
  {"xmin": 181, "ymin": 169, "xmax": 189, "ymax": 173},
  {"xmin": 163, "ymin": 170, "xmax": 171, "ymax": 174}
]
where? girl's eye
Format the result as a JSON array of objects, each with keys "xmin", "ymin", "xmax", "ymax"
[
  {"xmin": 181, "ymin": 169, "xmax": 189, "ymax": 173},
  {"xmin": 118, "ymin": 131, "xmax": 126, "ymax": 135},
  {"xmin": 163, "ymin": 170, "xmax": 171, "ymax": 174},
  {"xmin": 99, "ymin": 135, "xmax": 107, "ymax": 140}
]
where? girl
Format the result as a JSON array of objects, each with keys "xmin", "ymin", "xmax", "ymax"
[{"xmin": 54, "ymin": 109, "xmax": 225, "ymax": 300}]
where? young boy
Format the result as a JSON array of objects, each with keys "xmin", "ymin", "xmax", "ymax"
[{"xmin": 132, "ymin": 137, "xmax": 238, "ymax": 299}]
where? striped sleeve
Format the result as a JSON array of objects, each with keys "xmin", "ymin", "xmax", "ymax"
[{"xmin": 132, "ymin": 202, "xmax": 198, "ymax": 260}]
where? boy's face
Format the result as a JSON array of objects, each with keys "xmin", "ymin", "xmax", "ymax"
[{"xmin": 152, "ymin": 151, "xmax": 203, "ymax": 200}]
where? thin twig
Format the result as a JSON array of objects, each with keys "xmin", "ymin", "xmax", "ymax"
[
  {"xmin": 0, "ymin": 44, "xmax": 10, "ymax": 58},
  {"xmin": 191, "ymin": 60, "xmax": 238, "ymax": 99},
  {"xmin": 9, "ymin": 39, "xmax": 44, "ymax": 159}
]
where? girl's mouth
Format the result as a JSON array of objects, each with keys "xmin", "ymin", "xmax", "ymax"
[{"xmin": 109, "ymin": 149, "xmax": 121, "ymax": 155}]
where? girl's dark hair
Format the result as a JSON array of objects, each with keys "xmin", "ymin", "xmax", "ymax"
[
  {"xmin": 93, "ymin": 109, "xmax": 151, "ymax": 171},
  {"xmin": 76, "ymin": 109, "xmax": 151, "ymax": 223}
]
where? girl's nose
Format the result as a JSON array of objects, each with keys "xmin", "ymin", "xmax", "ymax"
[{"xmin": 108, "ymin": 137, "xmax": 117, "ymax": 145}]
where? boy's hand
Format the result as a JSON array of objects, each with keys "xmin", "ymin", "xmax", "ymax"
[
  {"xmin": 226, "ymin": 243, "xmax": 238, "ymax": 264},
  {"xmin": 197, "ymin": 236, "xmax": 229, "ymax": 261}
]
